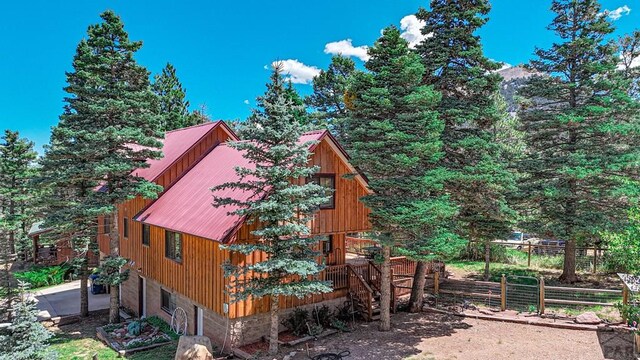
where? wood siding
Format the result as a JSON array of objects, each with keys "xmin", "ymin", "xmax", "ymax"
[{"xmin": 107, "ymin": 134, "xmax": 370, "ymax": 320}]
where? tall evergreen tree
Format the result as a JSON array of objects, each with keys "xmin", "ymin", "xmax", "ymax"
[
  {"xmin": 39, "ymin": 124, "xmax": 100, "ymax": 318},
  {"xmin": 0, "ymin": 130, "xmax": 37, "ymax": 321},
  {"xmin": 211, "ymin": 65, "xmax": 332, "ymax": 354},
  {"xmin": 0, "ymin": 130, "xmax": 38, "ymax": 256},
  {"xmin": 415, "ymin": 0, "xmax": 517, "ymax": 281},
  {"xmin": 517, "ymin": 0, "xmax": 640, "ymax": 283},
  {"xmin": 52, "ymin": 10, "xmax": 163, "ymax": 322},
  {"xmin": 152, "ymin": 63, "xmax": 196, "ymax": 131},
  {"xmin": 305, "ymin": 56, "xmax": 355, "ymax": 141},
  {"xmin": 344, "ymin": 26, "xmax": 453, "ymax": 328}
]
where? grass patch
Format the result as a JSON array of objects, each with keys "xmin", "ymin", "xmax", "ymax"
[{"xmin": 50, "ymin": 332, "xmax": 119, "ymax": 360}]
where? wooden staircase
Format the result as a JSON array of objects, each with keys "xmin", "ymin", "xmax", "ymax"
[{"xmin": 344, "ymin": 258, "xmax": 445, "ymax": 321}]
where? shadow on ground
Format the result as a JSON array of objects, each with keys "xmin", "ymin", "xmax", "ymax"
[
  {"xmin": 292, "ymin": 312, "xmax": 471, "ymax": 360},
  {"xmin": 597, "ymin": 331, "xmax": 636, "ymax": 360}
]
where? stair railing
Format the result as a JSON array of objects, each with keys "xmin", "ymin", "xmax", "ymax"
[{"xmin": 346, "ymin": 264, "xmax": 373, "ymax": 321}]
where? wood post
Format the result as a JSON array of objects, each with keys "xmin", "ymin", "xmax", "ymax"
[
  {"xmin": 500, "ymin": 274, "xmax": 506, "ymax": 311},
  {"xmin": 622, "ymin": 285, "xmax": 630, "ymax": 323},
  {"xmin": 434, "ymin": 272, "xmax": 439, "ymax": 295},
  {"xmin": 539, "ymin": 276, "xmax": 545, "ymax": 315},
  {"xmin": 527, "ymin": 242, "xmax": 532, "ymax": 268},
  {"xmin": 593, "ymin": 247, "xmax": 598, "ymax": 274}
]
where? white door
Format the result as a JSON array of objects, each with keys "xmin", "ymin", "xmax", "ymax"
[
  {"xmin": 196, "ymin": 307, "xmax": 204, "ymax": 336},
  {"xmin": 141, "ymin": 277, "xmax": 147, "ymax": 317}
]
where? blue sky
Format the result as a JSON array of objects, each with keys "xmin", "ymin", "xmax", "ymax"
[{"xmin": 0, "ymin": 1, "xmax": 637, "ymax": 152}]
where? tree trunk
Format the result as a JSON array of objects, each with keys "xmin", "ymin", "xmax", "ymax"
[
  {"xmin": 268, "ymin": 295, "xmax": 279, "ymax": 355},
  {"xmin": 80, "ymin": 256, "xmax": 89, "ymax": 317},
  {"xmin": 379, "ymin": 246, "xmax": 391, "ymax": 331},
  {"xmin": 109, "ymin": 210, "xmax": 121, "ymax": 324},
  {"xmin": 559, "ymin": 239, "xmax": 578, "ymax": 283},
  {"xmin": 483, "ymin": 238, "xmax": 491, "ymax": 281},
  {"xmin": 8, "ymin": 231, "xmax": 15, "ymax": 256},
  {"xmin": 408, "ymin": 261, "xmax": 428, "ymax": 313}
]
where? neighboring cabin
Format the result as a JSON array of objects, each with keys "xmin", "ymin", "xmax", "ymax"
[{"xmin": 95, "ymin": 121, "xmax": 371, "ymax": 347}]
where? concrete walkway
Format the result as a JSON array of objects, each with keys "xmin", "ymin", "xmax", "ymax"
[{"xmin": 33, "ymin": 280, "xmax": 110, "ymax": 320}]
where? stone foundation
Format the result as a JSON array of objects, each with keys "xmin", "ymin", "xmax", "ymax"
[{"xmin": 120, "ymin": 272, "xmax": 346, "ymax": 349}]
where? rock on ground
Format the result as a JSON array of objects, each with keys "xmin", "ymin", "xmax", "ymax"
[
  {"xmin": 175, "ymin": 336, "xmax": 214, "ymax": 360},
  {"xmin": 575, "ymin": 312, "xmax": 602, "ymax": 325}
]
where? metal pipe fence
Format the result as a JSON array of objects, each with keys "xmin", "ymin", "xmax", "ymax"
[{"xmin": 464, "ymin": 241, "xmax": 609, "ymax": 274}]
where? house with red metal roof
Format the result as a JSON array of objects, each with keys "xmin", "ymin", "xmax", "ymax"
[{"xmin": 97, "ymin": 121, "xmax": 374, "ymax": 349}]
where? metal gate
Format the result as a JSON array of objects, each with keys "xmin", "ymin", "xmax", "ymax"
[{"xmin": 506, "ymin": 275, "xmax": 539, "ymax": 312}]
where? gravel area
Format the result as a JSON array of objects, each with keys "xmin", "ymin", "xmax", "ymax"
[{"xmin": 276, "ymin": 312, "xmax": 636, "ymax": 360}]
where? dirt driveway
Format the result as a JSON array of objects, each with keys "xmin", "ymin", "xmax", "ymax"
[{"xmin": 282, "ymin": 312, "xmax": 635, "ymax": 360}]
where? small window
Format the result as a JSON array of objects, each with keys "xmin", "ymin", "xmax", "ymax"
[
  {"xmin": 165, "ymin": 231, "xmax": 182, "ymax": 262},
  {"xmin": 123, "ymin": 218, "xmax": 129, "ymax": 239},
  {"xmin": 318, "ymin": 235, "xmax": 333, "ymax": 255},
  {"xmin": 103, "ymin": 216, "xmax": 110, "ymax": 234},
  {"xmin": 142, "ymin": 224, "xmax": 150, "ymax": 246},
  {"xmin": 310, "ymin": 174, "xmax": 336, "ymax": 209},
  {"xmin": 160, "ymin": 289, "xmax": 176, "ymax": 314}
]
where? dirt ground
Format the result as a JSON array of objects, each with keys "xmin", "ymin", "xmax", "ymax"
[{"xmin": 271, "ymin": 312, "xmax": 636, "ymax": 360}]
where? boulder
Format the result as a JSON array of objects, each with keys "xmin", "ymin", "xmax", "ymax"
[
  {"xmin": 175, "ymin": 336, "xmax": 214, "ymax": 360},
  {"xmin": 575, "ymin": 312, "xmax": 602, "ymax": 325}
]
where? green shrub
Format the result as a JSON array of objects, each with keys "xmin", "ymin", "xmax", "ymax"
[
  {"xmin": 146, "ymin": 316, "xmax": 179, "ymax": 340},
  {"xmin": 14, "ymin": 265, "xmax": 71, "ymax": 289},
  {"xmin": 616, "ymin": 303, "xmax": 640, "ymax": 332},
  {"xmin": 311, "ymin": 305, "xmax": 332, "ymax": 328},
  {"xmin": 281, "ymin": 308, "xmax": 310, "ymax": 336},
  {"xmin": 460, "ymin": 242, "xmax": 510, "ymax": 263}
]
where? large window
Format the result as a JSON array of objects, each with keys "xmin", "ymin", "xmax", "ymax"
[
  {"xmin": 142, "ymin": 224, "xmax": 150, "ymax": 246},
  {"xmin": 160, "ymin": 288, "xmax": 176, "ymax": 314},
  {"xmin": 123, "ymin": 218, "xmax": 129, "ymax": 239},
  {"xmin": 310, "ymin": 174, "xmax": 336, "ymax": 209},
  {"xmin": 165, "ymin": 231, "xmax": 182, "ymax": 262}
]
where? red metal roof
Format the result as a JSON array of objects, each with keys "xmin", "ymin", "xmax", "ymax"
[
  {"xmin": 134, "ymin": 130, "xmax": 327, "ymax": 242},
  {"xmin": 133, "ymin": 121, "xmax": 228, "ymax": 182}
]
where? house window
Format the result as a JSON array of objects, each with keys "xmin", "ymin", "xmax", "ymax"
[
  {"xmin": 123, "ymin": 218, "xmax": 129, "ymax": 239},
  {"xmin": 318, "ymin": 235, "xmax": 333, "ymax": 255},
  {"xmin": 165, "ymin": 231, "xmax": 182, "ymax": 262},
  {"xmin": 103, "ymin": 216, "xmax": 110, "ymax": 234},
  {"xmin": 142, "ymin": 224, "xmax": 150, "ymax": 246},
  {"xmin": 160, "ymin": 289, "xmax": 176, "ymax": 314},
  {"xmin": 310, "ymin": 174, "xmax": 336, "ymax": 209}
]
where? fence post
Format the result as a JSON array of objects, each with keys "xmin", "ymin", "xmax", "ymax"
[
  {"xmin": 539, "ymin": 276, "xmax": 545, "ymax": 315},
  {"xmin": 593, "ymin": 247, "xmax": 598, "ymax": 274},
  {"xmin": 434, "ymin": 272, "xmax": 439, "ymax": 295},
  {"xmin": 527, "ymin": 242, "xmax": 532, "ymax": 268},
  {"xmin": 500, "ymin": 274, "xmax": 506, "ymax": 311}
]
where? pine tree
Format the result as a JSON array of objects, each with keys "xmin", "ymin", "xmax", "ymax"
[
  {"xmin": 305, "ymin": 56, "xmax": 355, "ymax": 141},
  {"xmin": 0, "ymin": 131, "xmax": 37, "ymax": 321},
  {"xmin": 0, "ymin": 130, "xmax": 38, "ymax": 257},
  {"xmin": 344, "ymin": 26, "xmax": 455, "ymax": 328},
  {"xmin": 212, "ymin": 65, "xmax": 331, "ymax": 355},
  {"xmin": 517, "ymin": 0, "xmax": 640, "ymax": 283},
  {"xmin": 0, "ymin": 282, "xmax": 55, "ymax": 360},
  {"xmin": 54, "ymin": 10, "xmax": 163, "ymax": 322},
  {"xmin": 415, "ymin": 0, "xmax": 517, "ymax": 281},
  {"xmin": 39, "ymin": 125, "xmax": 100, "ymax": 318},
  {"xmin": 153, "ymin": 63, "xmax": 195, "ymax": 131}
]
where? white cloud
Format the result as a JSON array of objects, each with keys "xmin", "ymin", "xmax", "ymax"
[
  {"xmin": 324, "ymin": 39, "xmax": 370, "ymax": 61},
  {"xmin": 601, "ymin": 5, "xmax": 631, "ymax": 20},
  {"xmin": 399, "ymin": 15, "xmax": 431, "ymax": 48},
  {"xmin": 272, "ymin": 59, "xmax": 321, "ymax": 84},
  {"xmin": 243, "ymin": 99, "xmax": 250, "ymax": 105}
]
